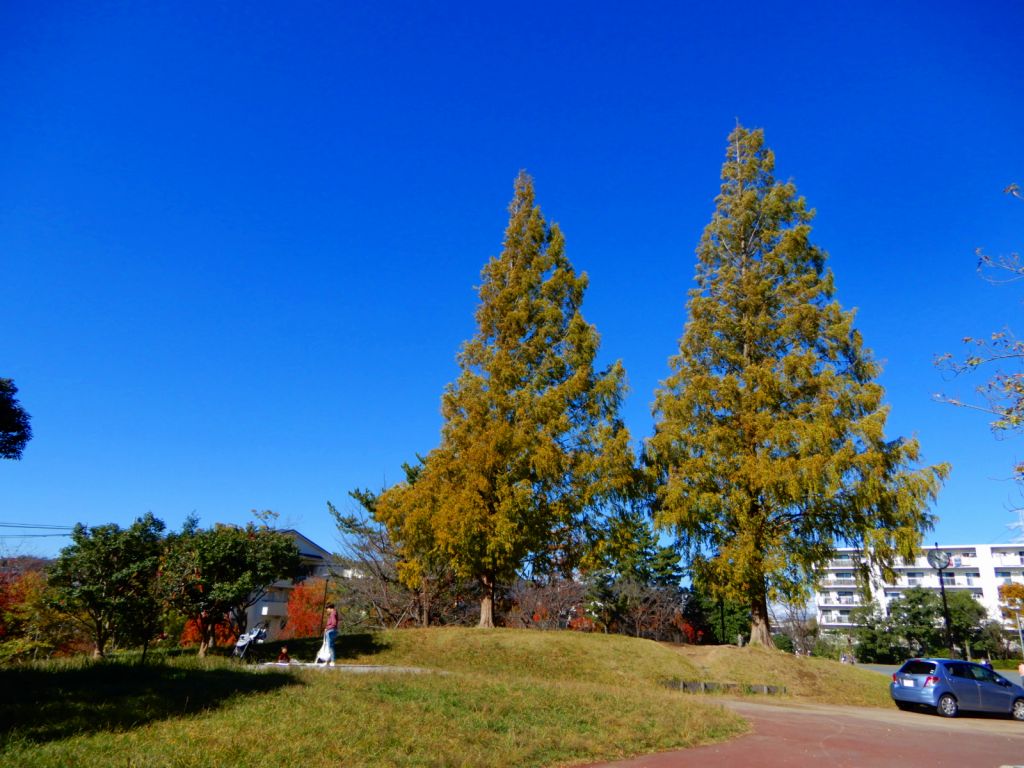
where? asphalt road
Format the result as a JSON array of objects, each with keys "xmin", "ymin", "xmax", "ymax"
[{"xmin": 584, "ymin": 698, "xmax": 1024, "ymax": 768}]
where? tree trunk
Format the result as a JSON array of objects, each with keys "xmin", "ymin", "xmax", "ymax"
[
  {"xmin": 93, "ymin": 624, "xmax": 109, "ymax": 658},
  {"xmin": 419, "ymin": 580, "xmax": 431, "ymax": 627},
  {"xmin": 749, "ymin": 589, "xmax": 775, "ymax": 647},
  {"xmin": 197, "ymin": 617, "xmax": 214, "ymax": 657},
  {"xmin": 478, "ymin": 573, "xmax": 495, "ymax": 628},
  {"xmin": 233, "ymin": 607, "xmax": 248, "ymax": 636}
]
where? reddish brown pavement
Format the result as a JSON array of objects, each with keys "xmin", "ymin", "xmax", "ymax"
[{"xmin": 583, "ymin": 699, "xmax": 1024, "ymax": 768}]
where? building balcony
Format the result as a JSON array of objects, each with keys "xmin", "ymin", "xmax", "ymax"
[
  {"xmin": 947, "ymin": 556, "xmax": 976, "ymax": 568},
  {"xmin": 942, "ymin": 581, "xmax": 983, "ymax": 593},
  {"xmin": 994, "ymin": 556, "xmax": 1024, "ymax": 566},
  {"xmin": 819, "ymin": 579, "xmax": 857, "ymax": 588},
  {"xmin": 817, "ymin": 596, "xmax": 859, "ymax": 606}
]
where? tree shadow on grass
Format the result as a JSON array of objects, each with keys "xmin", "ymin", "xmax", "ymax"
[
  {"xmin": 338, "ymin": 632, "xmax": 389, "ymax": 659},
  {"xmin": 0, "ymin": 661, "xmax": 303, "ymax": 747}
]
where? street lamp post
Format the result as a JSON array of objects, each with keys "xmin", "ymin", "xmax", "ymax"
[
  {"xmin": 927, "ymin": 544, "xmax": 955, "ymax": 657},
  {"xmin": 1016, "ymin": 612, "xmax": 1024, "ymax": 660}
]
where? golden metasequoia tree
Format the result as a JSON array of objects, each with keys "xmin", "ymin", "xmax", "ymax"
[
  {"xmin": 647, "ymin": 125, "xmax": 949, "ymax": 646},
  {"xmin": 377, "ymin": 172, "xmax": 634, "ymax": 627}
]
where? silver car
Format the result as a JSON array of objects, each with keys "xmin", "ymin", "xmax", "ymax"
[{"xmin": 890, "ymin": 658, "xmax": 1024, "ymax": 719}]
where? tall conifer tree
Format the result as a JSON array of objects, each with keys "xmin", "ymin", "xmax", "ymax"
[
  {"xmin": 377, "ymin": 172, "xmax": 634, "ymax": 627},
  {"xmin": 647, "ymin": 126, "xmax": 949, "ymax": 646}
]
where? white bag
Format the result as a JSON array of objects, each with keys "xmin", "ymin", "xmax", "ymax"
[{"xmin": 315, "ymin": 635, "xmax": 331, "ymax": 663}]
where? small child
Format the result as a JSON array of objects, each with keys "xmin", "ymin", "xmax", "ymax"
[{"xmin": 277, "ymin": 646, "xmax": 291, "ymax": 664}]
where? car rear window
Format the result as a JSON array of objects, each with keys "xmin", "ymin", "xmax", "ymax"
[{"xmin": 899, "ymin": 660, "xmax": 936, "ymax": 676}]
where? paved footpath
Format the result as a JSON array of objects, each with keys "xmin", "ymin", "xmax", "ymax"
[{"xmin": 583, "ymin": 698, "xmax": 1024, "ymax": 768}]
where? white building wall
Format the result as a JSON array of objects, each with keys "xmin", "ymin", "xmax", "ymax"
[{"xmin": 815, "ymin": 544, "xmax": 1024, "ymax": 631}]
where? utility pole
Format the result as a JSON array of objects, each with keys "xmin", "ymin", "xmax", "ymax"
[{"xmin": 317, "ymin": 576, "xmax": 329, "ymax": 637}]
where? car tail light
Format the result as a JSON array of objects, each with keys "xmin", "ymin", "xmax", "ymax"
[
  {"xmin": 892, "ymin": 673, "xmax": 899, "ymax": 683},
  {"xmin": 923, "ymin": 675, "xmax": 940, "ymax": 687}
]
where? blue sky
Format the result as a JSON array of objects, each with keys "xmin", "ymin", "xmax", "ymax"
[{"xmin": 2, "ymin": 1, "xmax": 1023, "ymax": 558}]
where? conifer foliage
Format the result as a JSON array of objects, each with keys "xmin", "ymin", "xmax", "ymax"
[
  {"xmin": 647, "ymin": 126, "xmax": 949, "ymax": 646},
  {"xmin": 377, "ymin": 172, "xmax": 634, "ymax": 627},
  {"xmin": 0, "ymin": 378, "xmax": 31, "ymax": 460}
]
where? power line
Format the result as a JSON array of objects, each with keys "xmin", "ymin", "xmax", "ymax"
[
  {"xmin": 0, "ymin": 523, "xmax": 75, "ymax": 530},
  {"xmin": 0, "ymin": 533, "xmax": 72, "ymax": 538}
]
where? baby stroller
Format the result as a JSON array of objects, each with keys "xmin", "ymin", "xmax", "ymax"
[{"xmin": 233, "ymin": 623, "xmax": 267, "ymax": 661}]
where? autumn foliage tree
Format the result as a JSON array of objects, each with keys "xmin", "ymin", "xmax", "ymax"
[
  {"xmin": 281, "ymin": 577, "xmax": 328, "ymax": 639},
  {"xmin": 179, "ymin": 617, "xmax": 236, "ymax": 648},
  {"xmin": 376, "ymin": 172, "xmax": 636, "ymax": 627},
  {"xmin": 647, "ymin": 125, "xmax": 949, "ymax": 646},
  {"xmin": 1001, "ymin": 581, "xmax": 1024, "ymax": 633},
  {"xmin": 0, "ymin": 564, "xmax": 82, "ymax": 661}
]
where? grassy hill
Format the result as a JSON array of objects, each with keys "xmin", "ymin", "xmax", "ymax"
[
  {"xmin": 667, "ymin": 642, "xmax": 892, "ymax": 708},
  {"xmin": 1, "ymin": 629, "xmax": 891, "ymax": 768}
]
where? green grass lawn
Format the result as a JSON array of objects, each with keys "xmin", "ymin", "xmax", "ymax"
[{"xmin": 0, "ymin": 629, "xmax": 890, "ymax": 767}]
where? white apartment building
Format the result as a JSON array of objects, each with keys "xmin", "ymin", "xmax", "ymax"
[{"xmin": 815, "ymin": 544, "xmax": 1024, "ymax": 631}]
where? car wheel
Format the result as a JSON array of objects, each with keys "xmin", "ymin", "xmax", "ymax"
[
  {"xmin": 1012, "ymin": 699, "xmax": 1024, "ymax": 722},
  {"xmin": 937, "ymin": 694, "xmax": 958, "ymax": 718}
]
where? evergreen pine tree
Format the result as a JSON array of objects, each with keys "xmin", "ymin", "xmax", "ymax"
[
  {"xmin": 647, "ymin": 125, "xmax": 949, "ymax": 646},
  {"xmin": 377, "ymin": 171, "xmax": 635, "ymax": 627}
]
